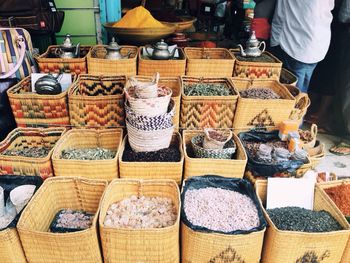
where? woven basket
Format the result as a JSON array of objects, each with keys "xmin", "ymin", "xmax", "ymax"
[
  {"xmin": 184, "ymin": 47, "xmax": 235, "ymax": 77},
  {"xmin": 17, "ymin": 177, "xmax": 107, "ymax": 263},
  {"xmin": 87, "ymin": 45, "xmax": 137, "ymax": 76},
  {"xmin": 36, "ymin": 45, "xmax": 90, "ymax": 74},
  {"xmin": 280, "ymin": 68, "xmax": 298, "ymax": 86},
  {"xmin": 7, "ymin": 75, "xmax": 73, "ymax": 128},
  {"xmin": 308, "ymin": 140, "xmax": 325, "ymax": 169},
  {"xmin": 180, "ymin": 77, "xmax": 238, "ymax": 129},
  {"xmin": 255, "ymin": 180, "xmax": 350, "ymax": 263},
  {"xmin": 230, "ymin": 50, "xmax": 282, "ymax": 79},
  {"xmin": 231, "ymin": 78, "xmax": 295, "ymax": 131},
  {"xmin": 68, "ymin": 74, "xmax": 126, "ymax": 128},
  {"xmin": 138, "ymin": 47, "xmax": 186, "ymax": 77},
  {"xmin": 300, "ymin": 124, "xmax": 318, "ymax": 150},
  {"xmin": 183, "ymin": 130, "xmax": 247, "ymax": 179},
  {"xmin": 99, "ymin": 179, "xmax": 180, "ymax": 263},
  {"xmin": 119, "ymin": 133, "xmax": 184, "ymax": 184},
  {"xmin": 126, "ymin": 121, "xmax": 174, "ymax": 152},
  {"xmin": 52, "ymin": 128, "xmax": 123, "ymax": 181},
  {"xmin": 0, "ymin": 127, "xmax": 66, "ymax": 179},
  {"xmin": 317, "ymin": 180, "xmax": 350, "ymax": 263},
  {"xmin": 0, "ymin": 228, "xmax": 26, "ymax": 263},
  {"xmin": 285, "ymin": 85, "xmax": 311, "ymax": 125}
]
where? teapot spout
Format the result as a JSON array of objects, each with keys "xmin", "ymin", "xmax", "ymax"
[
  {"xmin": 75, "ymin": 43, "xmax": 81, "ymax": 58},
  {"xmin": 237, "ymin": 44, "xmax": 246, "ymax": 57}
]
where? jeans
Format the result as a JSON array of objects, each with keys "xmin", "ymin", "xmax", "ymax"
[{"xmin": 272, "ymin": 46, "xmax": 318, "ymax": 93}]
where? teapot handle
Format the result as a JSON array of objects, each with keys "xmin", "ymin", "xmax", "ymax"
[
  {"xmin": 144, "ymin": 45, "xmax": 152, "ymax": 57},
  {"xmin": 54, "ymin": 48, "xmax": 63, "ymax": 58},
  {"xmin": 120, "ymin": 47, "xmax": 133, "ymax": 59},
  {"xmin": 259, "ymin": 41, "xmax": 266, "ymax": 53}
]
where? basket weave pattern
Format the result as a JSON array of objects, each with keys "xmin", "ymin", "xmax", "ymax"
[{"xmin": 0, "ymin": 228, "xmax": 26, "ymax": 263}]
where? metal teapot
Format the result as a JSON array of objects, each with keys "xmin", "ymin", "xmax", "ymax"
[
  {"xmin": 35, "ymin": 73, "xmax": 62, "ymax": 95},
  {"xmin": 105, "ymin": 37, "xmax": 131, "ymax": 60},
  {"xmin": 237, "ymin": 31, "xmax": 266, "ymax": 57},
  {"xmin": 145, "ymin": 39, "xmax": 177, "ymax": 60},
  {"xmin": 55, "ymin": 34, "xmax": 80, "ymax": 59}
]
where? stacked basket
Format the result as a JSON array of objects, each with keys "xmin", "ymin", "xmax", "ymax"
[{"xmin": 124, "ymin": 73, "xmax": 175, "ymax": 152}]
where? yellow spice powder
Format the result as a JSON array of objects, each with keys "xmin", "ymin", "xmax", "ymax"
[{"xmin": 113, "ymin": 6, "xmax": 165, "ymax": 28}]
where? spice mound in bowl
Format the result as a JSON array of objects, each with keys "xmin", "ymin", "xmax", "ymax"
[
  {"xmin": 50, "ymin": 209, "xmax": 94, "ymax": 233},
  {"xmin": 240, "ymin": 88, "xmax": 281, "ymax": 99},
  {"xmin": 104, "ymin": 195, "xmax": 177, "ymax": 229},
  {"xmin": 184, "ymin": 187, "xmax": 260, "ymax": 232},
  {"xmin": 184, "ymin": 83, "xmax": 234, "ymax": 96},
  {"xmin": 267, "ymin": 207, "xmax": 343, "ymax": 232},
  {"xmin": 60, "ymin": 148, "xmax": 116, "ymax": 160},
  {"xmin": 2, "ymin": 146, "xmax": 52, "ymax": 158}
]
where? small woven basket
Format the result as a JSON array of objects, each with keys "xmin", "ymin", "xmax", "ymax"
[
  {"xmin": 280, "ymin": 68, "xmax": 298, "ymax": 86},
  {"xmin": 308, "ymin": 140, "xmax": 325, "ymax": 169},
  {"xmin": 300, "ymin": 124, "xmax": 318, "ymax": 150},
  {"xmin": 285, "ymin": 84, "xmax": 311, "ymax": 125},
  {"xmin": 203, "ymin": 128, "xmax": 233, "ymax": 149}
]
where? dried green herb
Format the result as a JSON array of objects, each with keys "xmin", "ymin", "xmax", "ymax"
[
  {"xmin": 240, "ymin": 88, "xmax": 281, "ymax": 99},
  {"xmin": 61, "ymin": 148, "xmax": 115, "ymax": 160},
  {"xmin": 2, "ymin": 147, "xmax": 52, "ymax": 158},
  {"xmin": 184, "ymin": 82, "xmax": 233, "ymax": 96},
  {"xmin": 235, "ymin": 53, "xmax": 276, "ymax": 63},
  {"xmin": 267, "ymin": 207, "xmax": 342, "ymax": 233}
]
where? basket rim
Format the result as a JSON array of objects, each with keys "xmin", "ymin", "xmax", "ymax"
[
  {"xmin": 87, "ymin": 45, "xmax": 138, "ymax": 61},
  {"xmin": 98, "ymin": 178, "xmax": 181, "ymax": 232},
  {"xmin": 229, "ymin": 49, "xmax": 282, "ymax": 66},
  {"xmin": 184, "ymin": 47, "xmax": 235, "ymax": 61}
]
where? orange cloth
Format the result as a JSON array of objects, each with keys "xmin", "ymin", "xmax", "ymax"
[{"xmin": 251, "ymin": 18, "xmax": 271, "ymax": 40}]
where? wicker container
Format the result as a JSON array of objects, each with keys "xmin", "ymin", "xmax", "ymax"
[
  {"xmin": 255, "ymin": 180, "xmax": 350, "ymax": 263},
  {"xmin": 0, "ymin": 127, "xmax": 65, "ymax": 179},
  {"xmin": 184, "ymin": 48, "xmax": 235, "ymax": 77},
  {"xmin": 52, "ymin": 128, "xmax": 123, "ymax": 181},
  {"xmin": 68, "ymin": 74, "xmax": 126, "ymax": 128},
  {"xmin": 87, "ymin": 45, "xmax": 138, "ymax": 76},
  {"xmin": 183, "ymin": 130, "xmax": 247, "ymax": 179},
  {"xmin": 231, "ymin": 50, "xmax": 282, "ymax": 79},
  {"xmin": 308, "ymin": 140, "xmax": 325, "ymax": 169},
  {"xmin": 180, "ymin": 77, "xmax": 238, "ymax": 129},
  {"xmin": 285, "ymin": 85, "xmax": 311, "ymax": 125},
  {"xmin": 119, "ymin": 132, "xmax": 184, "ymax": 184},
  {"xmin": 318, "ymin": 180, "xmax": 350, "ymax": 263},
  {"xmin": 7, "ymin": 75, "xmax": 74, "ymax": 128},
  {"xmin": 128, "ymin": 76, "xmax": 181, "ymax": 128},
  {"xmin": 99, "ymin": 179, "xmax": 180, "ymax": 263},
  {"xmin": 280, "ymin": 68, "xmax": 298, "ymax": 86},
  {"xmin": 231, "ymin": 78, "xmax": 295, "ymax": 131},
  {"xmin": 0, "ymin": 228, "xmax": 26, "ymax": 263},
  {"xmin": 36, "ymin": 45, "xmax": 90, "ymax": 74},
  {"xmin": 300, "ymin": 124, "xmax": 318, "ymax": 150},
  {"xmin": 138, "ymin": 47, "xmax": 186, "ymax": 77},
  {"xmin": 17, "ymin": 177, "xmax": 107, "ymax": 263}
]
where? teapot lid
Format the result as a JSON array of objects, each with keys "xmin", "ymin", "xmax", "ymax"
[
  {"xmin": 154, "ymin": 39, "xmax": 169, "ymax": 50},
  {"xmin": 61, "ymin": 34, "xmax": 74, "ymax": 48},
  {"xmin": 246, "ymin": 31, "xmax": 259, "ymax": 45},
  {"xmin": 106, "ymin": 37, "xmax": 121, "ymax": 51}
]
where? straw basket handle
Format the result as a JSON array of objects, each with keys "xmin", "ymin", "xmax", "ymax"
[
  {"xmin": 294, "ymin": 92, "xmax": 310, "ymax": 111},
  {"xmin": 310, "ymin": 124, "xmax": 318, "ymax": 138}
]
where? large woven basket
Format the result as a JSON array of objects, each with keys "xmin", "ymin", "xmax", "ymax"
[
  {"xmin": 68, "ymin": 74, "xmax": 126, "ymax": 128},
  {"xmin": 183, "ymin": 130, "xmax": 247, "ymax": 179},
  {"xmin": 36, "ymin": 45, "xmax": 90, "ymax": 74},
  {"xmin": 0, "ymin": 127, "xmax": 66, "ymax": 179},
  {"xmin": 99, "ymin": 179, "xmax": 180, "ymax": 263},
  {"xmin": 230, "ymin": 50, "xmax": 282, "ymax": 79},
  {"xmin": 180, "ymin": 77, "xmax": 238, "ymax": 129},
  {"xmin": 0, "ymin": 228, "xmax": 26, "ymax": 263},
  {"xmin": 52, "ymin": 128, "xmax": 123, "ymax": 181},
  {"xmin": 7, "ymin": 75, "xmax": 73, "ymax": 128},
  {"xmin": 17, "ymin": 177, "xmax": 107, "ymax": 263},
  {"xmin": 119, "ymin": 132, "xmax": 184, "ymax": 184},
  {"xmin": 184, "ymin": 47, "xmax": 235, "ymax": 77},
  {"xmin": 87, "ymin": 45, "xmax": 138, "ymax": 76},
  {"xmin": 317, "ymin": 180, "xmax": 350, "ymax": 263},
  {"xmin": 138, "ymin": 47, "xmax": 186, "ymax": 77},
  {"xmin": 255, "ymin": 180, "xmax": 350, "ymax": 263},
  {"xmin": 231, "ymin": 78, "xmax": 296, "ymax": 131}
]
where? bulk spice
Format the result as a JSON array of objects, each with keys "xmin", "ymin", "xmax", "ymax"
[
  {"xmin": 184, "ymin": 83, "xmax": 233, "ymax": 96},
  {"xmin": 50, "ymin": 209, "xmax": 94, "ymax": 232},
  {"xmin": 240, "ymin": 88, "xmax": 281, "ymax": 99},
  {"xmin": 104, "ymin": 195, "xmax": 177, "ymax": 229},
  {"xmin": 324, "ymin": 184, "xmax": 350, "ymax": 216},
  {"xmin": 61, "ymin": 148, "xmax": 115, "ymax": 160},
  {"xmin": 2, "ymin": 147, "xmax": 52, "ymax": 158},
  {"xmin": 267, "ymin": 207, "xmax": 342, "ymax": 232},
  {"xmin": 184, "ymin": 187, "xmax": 260, "ymax": 232}
]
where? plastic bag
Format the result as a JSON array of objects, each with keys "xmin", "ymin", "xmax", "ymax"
[
  {"xmin": 239, "ymin": 130, "xmax": 307, "ymax": 177},
  {"xmin": 181, "ymin": 175, "xmax": 266, "ymax": 235}
]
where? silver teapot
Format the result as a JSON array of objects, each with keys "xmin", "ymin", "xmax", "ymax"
[
  {"xmin": 237, "ymin": 31, "xmax": 266, "ymax": 57},
  {"xmin": 145, "ymin": 39, "xmax": 177, "ymax": 60},
  {"xmin": 55, "ymin": 34, "xmax": 80, "ymax": 59},
  {"xmin": 105, "ymin": 37, "xmax": 131, "ymax": 60}
]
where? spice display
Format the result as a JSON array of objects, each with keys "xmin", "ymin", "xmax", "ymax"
[
  {"xmin": 2, "ymin": 146, "xmax": 52, "ymax": 158},
  {"xmin": 184, "ymin": 83, "xmax": 233, "ymax": 96},
  {"xmin": 50, "ymin": 209, "xmax": 94, "ymax": 232},
  {"xmin": 299, "ymin": 130, "xmax": 313, "ymax": 142},
  {"xmin": 104, "ymin": 195, "xmax": 177, "ymax": 229},
  {"xmin": 267, "ymin": 207, "xmax": 342, "ymax": 232},
  {"xmin": 61, "ymin": 148, "xmax": 115, "ymax": 160},
  {"xmin": 122, "ymin": 142, "xmax": 181, "ymax": 162},
  {"xmin": 240, "ymin": 88, "xmax": 281, "ymax": 99},
  {"xmin": 184, "ymin": 187, "xmax": 260, "ymax": 232},
  {"xmin": 112, "ymin": 6, "xmax": 165, "ymax": 28},
  {"xmin": 235, "ymin": 53, "xmax": 276, "ymax": 63},
  {"xmin": 324, "ymin": 184, "xmax": 350, "ymax": 216}
]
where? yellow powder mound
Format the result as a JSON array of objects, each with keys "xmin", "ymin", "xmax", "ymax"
[{"xmin": 113, "ymin": 6, "xmax": 165, "ymax": 28}]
